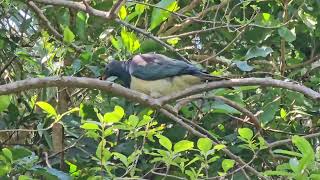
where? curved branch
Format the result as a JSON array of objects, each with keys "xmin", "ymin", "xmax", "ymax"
[
  {"xmin": 33, "ymin": 0, "xmax": 111, "ymax": 18},
  {"xmin": 0, "ymin": 76, "xmax": 160, "ymax": 107},
  {"xmin": 159, "ymin": 78, "xmax": 320, "ymax": 104}
]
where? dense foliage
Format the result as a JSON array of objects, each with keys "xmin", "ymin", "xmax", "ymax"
[{"xmin": 0, "ymin": 0, "xmax": 320, "ymax": 179}]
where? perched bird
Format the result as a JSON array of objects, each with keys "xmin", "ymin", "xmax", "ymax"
[{"xmin": 103, "ymin": 53, "xmax": 225, "ymax": 98}]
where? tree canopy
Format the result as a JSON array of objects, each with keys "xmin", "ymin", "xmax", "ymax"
[{"xmin": 0, "ymin": 0, "xmax": 320, "ymax": 179}]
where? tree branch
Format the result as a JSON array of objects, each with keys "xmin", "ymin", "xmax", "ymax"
[
  {"xmin": 158, "ymin": 78, "xmax": 320, "ymax": 104},
  {"xmin": 33, "ymin": 0, "xmax": 189, "ymax": 62},
  {"xmin": 176, "ymin": 95, "xmax": 262, "ymax": 130},
  {"xmin": 33, "ymin": 0, "xmax": 111, "ymax": 18},
  {"xmin": 27, "ymin": 1, "xmax": 82, "ymax": 51}
]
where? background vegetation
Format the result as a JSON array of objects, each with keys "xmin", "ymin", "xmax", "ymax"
[{"xmin": 0, "ymin": 0, "xmax": 320, "ymax": 179}]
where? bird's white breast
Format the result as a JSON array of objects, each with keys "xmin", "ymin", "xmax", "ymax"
[{"xmin": 130, "ymin": 75, "xmax": 201, "ymax": 98}]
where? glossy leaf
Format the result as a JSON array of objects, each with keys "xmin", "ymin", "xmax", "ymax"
[
  {"xmin": 149, "ymin": 0, "xmax": 179, "ymax": 30},
  {"xmin": 156, "ymin": 134, "xmax": 172, "ymax": 151},
  {"xmin": 174, "ymin": 140, "xmax": 194, "ymax": 153},
  {"xmin": 238, "ymin": 128, "xmax": 253, "ymax": 140},
  {"xmin": 197, "ymin": 138, "xmax": 212, "ymax": 153},
  {"xmin": 36, "ymin": 101, "xmax": 57, "ymax": 117},
  {"xmin": 222, "ymin": 159, "xmax": 235, "ymax": 172}
]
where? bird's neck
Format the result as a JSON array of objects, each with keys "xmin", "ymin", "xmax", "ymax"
[{"xmin": 117, "ymin": 61, "xmax": 131, "ymax": 88}]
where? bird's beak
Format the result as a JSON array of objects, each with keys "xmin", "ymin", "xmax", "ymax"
[{"xmin": 100, "ymin": 75, "xmax": 107, "ymax": 80}]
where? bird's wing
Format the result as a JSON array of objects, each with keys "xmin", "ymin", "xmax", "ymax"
[{"xmin": 130, "ymin": 54, "xmax": 203, "ymax": 80}]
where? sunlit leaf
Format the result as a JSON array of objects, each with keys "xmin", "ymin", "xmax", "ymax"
[
  {"xmin": 63, "ymin": 26, "xmax": 75, "ymax": 43},
  {"xmin": 118, "ymin": 5, "xmax": 127, "ymax": 20},
  {"xmin": 174, "ymin": 140, "xmax": 194, "ymax": 153},
  {"xmin": 104, "ymin": 105, "xmax": 124, "ymax": 123},
  {"xmin": 156, "ymin": 134, "xmax": 172, "ymax": 151},
  {"xmin": 238, "ymin": 128, "xmax": 253, "ymax": 141},
  {"xmin": 36, "ymin": 101, "xmax": 57, "ymax": 117},
  {"xmin": 149, "ymin": 0, "xmax": 179, "ymax": 30},
  {"xmin": 197, "ymin": 138, "xmax": 212, "ymax": 153},
  {"xmin": 81, "ymin": 123, "xmax": 100, "ymax": 130},
  {"xmin": 222, "ymin": 159, "xmax": 235, "ymax": 172}
]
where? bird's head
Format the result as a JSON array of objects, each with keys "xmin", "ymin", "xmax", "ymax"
[
  {"xmin": 100, "ymin": 60, "xmax": 121, "ymax": 80},
  {"xmin": 101, "ymin": 60, "xmax": 131, "ymax": 87}
]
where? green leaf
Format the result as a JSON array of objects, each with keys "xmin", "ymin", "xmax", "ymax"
[
  {"xmin": 111, "ymin": 35, "xmax": 122, "ymax": 50},
  {"xmin": 18, "ymin": 175, "xmax": 32, "ymax": 180},
  {"xmin": 208, "ymin": 156, "xmax": 220, "ymax": 163},
  {"xmin": 174, "ymin": 140, "xmax": 194, "ymax": 153},
  {"xmin": 278, "ymin": 27, "xmax": 296, "ymax": 42},
  {"xmin": 214, "ymin": 144, "xmax": 226, "ymax": 151},
  {"xmin": 238, "ymin": 128, "xmax": 253, "ymax": 141},
  {"xmin": 81, "ymin": 123, "xmax": 100, "ymax": 130},
  {"xmin": 244, "ymin": 46, "xmax": 273, "ymax": 60},
  {"xmin": 96, "ymin": 140, "xmax": 112, "ymax": 164},
  {"xmin": 104, "ymin": 105, "xmax": 124, "ymax": 123},
  {"xmin": 127, "ymin": 115, "xmax": 139, "ymax": 127},
  {"xmin": 63, "ymin": 26, "xmax": 75, "ymax": 44},
  {"xmin": 149, "ymin": 0, "xmax": 179, "ymax": 30},
  {"xmin": 197, "ymin": 138, "xmax": 212, "ymax": 153},
  {"xmin": 135, "ymin": 4, "xmax": 145, "ymax": 15},
  {"xmin": 120, "ymin": 28, "xmax": 140, "ymax": 53},
  {"xmin": 75, "ymin": 12, "xmax": 87, "ymax": 40},
  {"xmin": 310, "ymin": 174, "xmax": 320, "ymax": 179},
  {"xmin": 137, "ymin": 115, "xmax": 152, "ymax": 127},
  {"xmin": 113, "ymin": 152, "xmax": 129, "ymax": 167},
  {"xmin": 222, "ymin": 159, "xmax": 235, "ymax": 172},
  {"xmin": 166, "ymin": 37, "xmax": 180, "ymax": 46},
  {"xmin": 118, "ymin": 5, "xmax": 127, "ymax": 20},
  {"xmin": 156, "ymin": 134, "xmax": 172, "ymax": 151},
  {"xmin": 36, "ymin": 101, "xmax": 57, "ymax": 117},
  {"xmin": 258, "ymin": 137, "xmax": 268, "ymax": 150},
  {"xmin": 280, "ymin": 108, "xmax": 287, "ymax": 120},
  {"xmin": 0, "ymin": 95, "xmax": 11, "ymax": 113},
  {"xmin": 264, "ymin": 170, "xmax": 293, "ymax": 176},
  {"xmin": 2, "ymin": 148, "xmax": 12, "ymax": 162},
  {"xmin": 292, "ymin": 135, "xmax": 315, "ymax": 170},
  {"xmin": 292, "ymin": 135, "xmax": 314, "ymax": 156},
  {"xmin": 262, "ymin": 13, "xmax": 271, "ymax": 22},
  {"xmin": 273, "ymin": 149, "xmax": 303, "ymax": 157},
  {"xmin": 298, "ymin": 10, "xmax": 317, "ymax": 30},
  {"xmin": 259, "ymin": 99, "xmax": 280, "ymax": 124}
]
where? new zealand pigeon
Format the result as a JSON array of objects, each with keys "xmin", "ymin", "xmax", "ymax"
[{"xmin": 103, "ymin": 53, "xmax": 225, "ymax": 98}]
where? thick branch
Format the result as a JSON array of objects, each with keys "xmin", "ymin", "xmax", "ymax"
[
  {"xmin": 0, "ymin": 76, "xmax": 160, "ymax": 107},
  {"xmin": 33, "ymin": 0, "xmax": 111, "ymax": 18},
  {"xmin": 159, "ymin": 78, "xmax": 320, "ymax": 104}
]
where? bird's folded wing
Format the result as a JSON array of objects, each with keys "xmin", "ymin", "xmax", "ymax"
[{"xmin": 130, "ymin": 54, "xmax": 201, "ymax": 80}]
